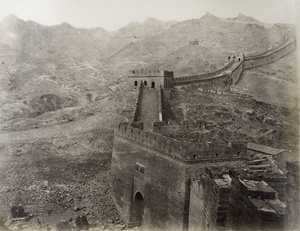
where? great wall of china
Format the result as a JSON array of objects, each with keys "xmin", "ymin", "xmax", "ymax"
[
  {"xmin": 110, "ymin": 31, "xmax": 298, "ymax": 231},
  {"xmin": 174, "ymin": 36, "xmax": 296, "ymax": 88}
]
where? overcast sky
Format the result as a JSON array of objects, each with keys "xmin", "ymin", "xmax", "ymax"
[{"xmin": 0, "ymin": 0, "xmax": 299, "ymax": 31}]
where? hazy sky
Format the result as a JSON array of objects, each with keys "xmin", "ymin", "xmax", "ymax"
[{"xmin": 0, "ymin": 0, "xmax": 299, "ymax": 31}]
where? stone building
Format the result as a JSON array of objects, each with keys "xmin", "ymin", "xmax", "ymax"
[
  {"xmin": 127, "ymin": 69, "xmax": 174, "ymax": 90},
  {"xmin": 109, "ymin": 69, "xmax": 297, "ymax": 231}
]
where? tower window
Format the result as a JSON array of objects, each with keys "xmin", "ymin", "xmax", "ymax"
[
  {"xmin": 136, "ymin": 162, "xmax": 145, "ymax": 174},
  {"xmin": 151, "ymin": 81, "xmax": 155, "ymax": 88},
  {"xmin": 144, "ymin": 81, "xmax": 147, "ymax": 86},
  {"xmin": 134, "ymin": 81, "xmax": 138, "ymax": 86}
]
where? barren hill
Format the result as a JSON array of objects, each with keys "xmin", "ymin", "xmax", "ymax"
[{"xmin": 0, "ymin": 13, "xmax": 298, "ymax": 229}]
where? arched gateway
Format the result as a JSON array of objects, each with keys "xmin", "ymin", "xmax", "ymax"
[{"xmin": 129, "ymin": 192, "xmax": 144, "ymax": 227}]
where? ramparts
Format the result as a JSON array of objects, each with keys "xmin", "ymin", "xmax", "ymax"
[
  {"xmin": 244, "ymin": 40, "xmax": 296, "ymax": 69},
  {"xmin": 173, "ymin": 37, "xmax": 295, "ymax": 89},
  {"xmin": 129, "ymin": 70, "xmax": 174, "ymax": 78},
  {"xmin": 174, "ymin": 59, "xmax": 235, "ymax": 84},
  {"xmin": 115, "ymin": 123, "xmax": 247, "ymax": 163},
  {"xmin": 153, "ymin": 122, "xmax": 205, "ymax": 135}
]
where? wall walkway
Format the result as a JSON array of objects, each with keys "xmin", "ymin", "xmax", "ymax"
[
  {"xmin": 173, "ymin": 37, "xmax": 296, "ymax": 88},
  {"xmin": 134, "ymin": 86, "xmax": 163, "ymax": 131}
]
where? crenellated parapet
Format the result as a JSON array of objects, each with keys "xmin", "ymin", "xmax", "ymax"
[
  {"xmin": 244, "ymin": 39, "xmax": 296, "ymax": 69},
  {"xmin": 115, "ymin": 123, "xmax": 247, "ymax": 163},
  {"xmin": 175, "ymin": 59, "xmax": 235, "ymax": 83},
  {"xmin": 129, "ymin": 70, "xmax": 174, "ymax": 77},
  {"xmin": 128, "ymin": 70, "xmax": 174, "ymax": 90},
  {"xmin": 173, "ymin": 36, "xmax": 296, "ymax": 89},
  {"xmin": 174, "ymin": 54, "xmax": 244, "ymax": 88}
]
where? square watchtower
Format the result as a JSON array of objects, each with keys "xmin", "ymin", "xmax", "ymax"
[{"xmin": 127, "ymin": 70, "xmax": 174, "ymax": 90}]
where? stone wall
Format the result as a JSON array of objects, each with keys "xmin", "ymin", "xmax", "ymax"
[
  {"xmin": 174, "ymin": 59, "xmax": 234, "ymax": 85},
  {"xmin": 189, "ymin": 168, "xmax": 231, "ymax": 231},
  {"xmin": 133, "ymin": 82, "xmax": 144, "ymax": 122},
  {"xmin": 110, "ymin": 133, "xmax": 189, "ymax": 230},
  {"xmin": 138, "ymin": 87, "xmax": 161, "ymax": 130},
  {"xmin": 115, "ymin": 124, "xmax": 247, "ymax": 162},
  {"xmin": 227, "ymin": 170, "xmax": 286, "ymax": 231},
  {"xmin": 174, "ymin": 37, "xmax": 295, "ymax": 90},
  {"xmin": 110, "ymin": 127, "xmax": 247, "ymax": 230},
  {"xmin": 285, "ymin": 161, "xmax": 299, "ymax": 230},
  {"xmin": 128, "ymin": 70, "xmax": 174, "ymax": 90},
  {"xmin": 153, "ymin": 121, "xmax": 205, "ymax": 134},
  {"xmin": 244, "ymin": 40, "xmax": 295, "ymax": 70}
]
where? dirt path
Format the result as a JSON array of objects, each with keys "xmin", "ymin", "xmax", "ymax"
[{"xmin": 0, "ymin": 113, "xmax": 115, "ymax": 144}]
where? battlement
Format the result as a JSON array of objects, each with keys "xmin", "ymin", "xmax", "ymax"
[
  {"xmin": 175, "ymin": 59, "xmax": 235, "ymax": 82},
  {"xmin": 245, "ymin": 39, "xmax": 295, "ymax": 60},
  {"xmin": 129, "ymin": 70, "xmax": 174, "ymax": 78},
  {"xmin": 128, "ymin": 70, "xmax": 174, "ymax": 90},
  {"xmin": 115, "ymin": 123, "xmax": 247, "ymax": 163},
  {"xmin": 244, "ymin": 39, "xmax": 295, "ymax": 69},
  {"xmin": 153, "ymin": 121, "xmax": 205, "ymax": 134},
  {"xmin": 174, "ymin": 54, "xmax": 244, "ymax": 89}
]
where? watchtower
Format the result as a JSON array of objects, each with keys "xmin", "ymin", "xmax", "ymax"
[{"xmin": 127, "ymin": 70, "xmax": 174, "ymax": 90}]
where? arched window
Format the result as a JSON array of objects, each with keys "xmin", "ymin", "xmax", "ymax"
[
  {"xmin": 134, "ymin": 81, "xmax": 138, "ymax": 86},
  {"xmin": 151, "ymin": 81, "xmax": 155, "ymax": 88},
  {"xmin": 144, "ymin": 81, "xmax": 147, "ymax": 86}
]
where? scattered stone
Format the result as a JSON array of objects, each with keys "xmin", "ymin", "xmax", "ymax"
[{"xmin": 75, "ymin": 215, "xmax": 89, "ymax": 230}]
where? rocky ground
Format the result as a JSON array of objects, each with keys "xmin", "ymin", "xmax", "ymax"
[
  {"xmin": 0, "ymin": 12, "xmax": 298, "ymax": 231},
  {"xmin": 0, "ymin": 138, "xmax": 124, "ymax": 231}
]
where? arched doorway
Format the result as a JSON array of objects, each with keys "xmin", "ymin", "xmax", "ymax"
[
  {"xmin": 130, "ymin": 192, "xmax": 144, "ymax": 226},
  {"xmin": 151, "ymin": 81, "xmax": 155, "ymax": 88}
]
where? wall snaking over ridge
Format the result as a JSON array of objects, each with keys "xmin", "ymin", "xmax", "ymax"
[
  {"xmin": 173, "ymin": 37, "xmax": 295, "ymax": 89},
  {"xmin": 244, "ymin": 40, "xmax": 295, "ymax": 70}
]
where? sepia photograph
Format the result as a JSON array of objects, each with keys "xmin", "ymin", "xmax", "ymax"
[{"xmin": 0, "ymin": 0, "xmax": 299, "ymax": 230}]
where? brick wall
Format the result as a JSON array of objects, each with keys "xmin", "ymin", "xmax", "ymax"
[
  {"xmin": 189, "ymin": 168, "xmax": 231, "ymax": 231},
  {"xmin": 244, "ymin": 40, "xmax": 295, "ymax": 70},
  {"xmin": 285, "ymin": 161, "xmax": 299, "ymax": 230},
  {"xmin": 227, "ymin": 170, "xmax": 286, "ymax": 231}
]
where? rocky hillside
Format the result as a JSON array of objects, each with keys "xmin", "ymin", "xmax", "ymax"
[
  {"xmin": 0, "ymin": 13, "xmax": 294, "ymax": 127},
  {"xmin": 0, "ymin": 12, "xmax": 298, "ymax": 230}
]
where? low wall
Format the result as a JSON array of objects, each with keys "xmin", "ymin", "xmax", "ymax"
[
  {"xmin": 115, "ymin": 123, "xmax": 247, "ymax": 162},
  {"xmin": 153, "ymin": 122, "xmax": 204, "ymax": 134},
  {"xmin": 244, "ymin": 40, "xmax": 295, "ymax": 69}
]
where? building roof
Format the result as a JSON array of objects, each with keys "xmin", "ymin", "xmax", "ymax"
[{"xmin": 247, "ymin": 142, "xmax": 286, "ymax": 155}]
